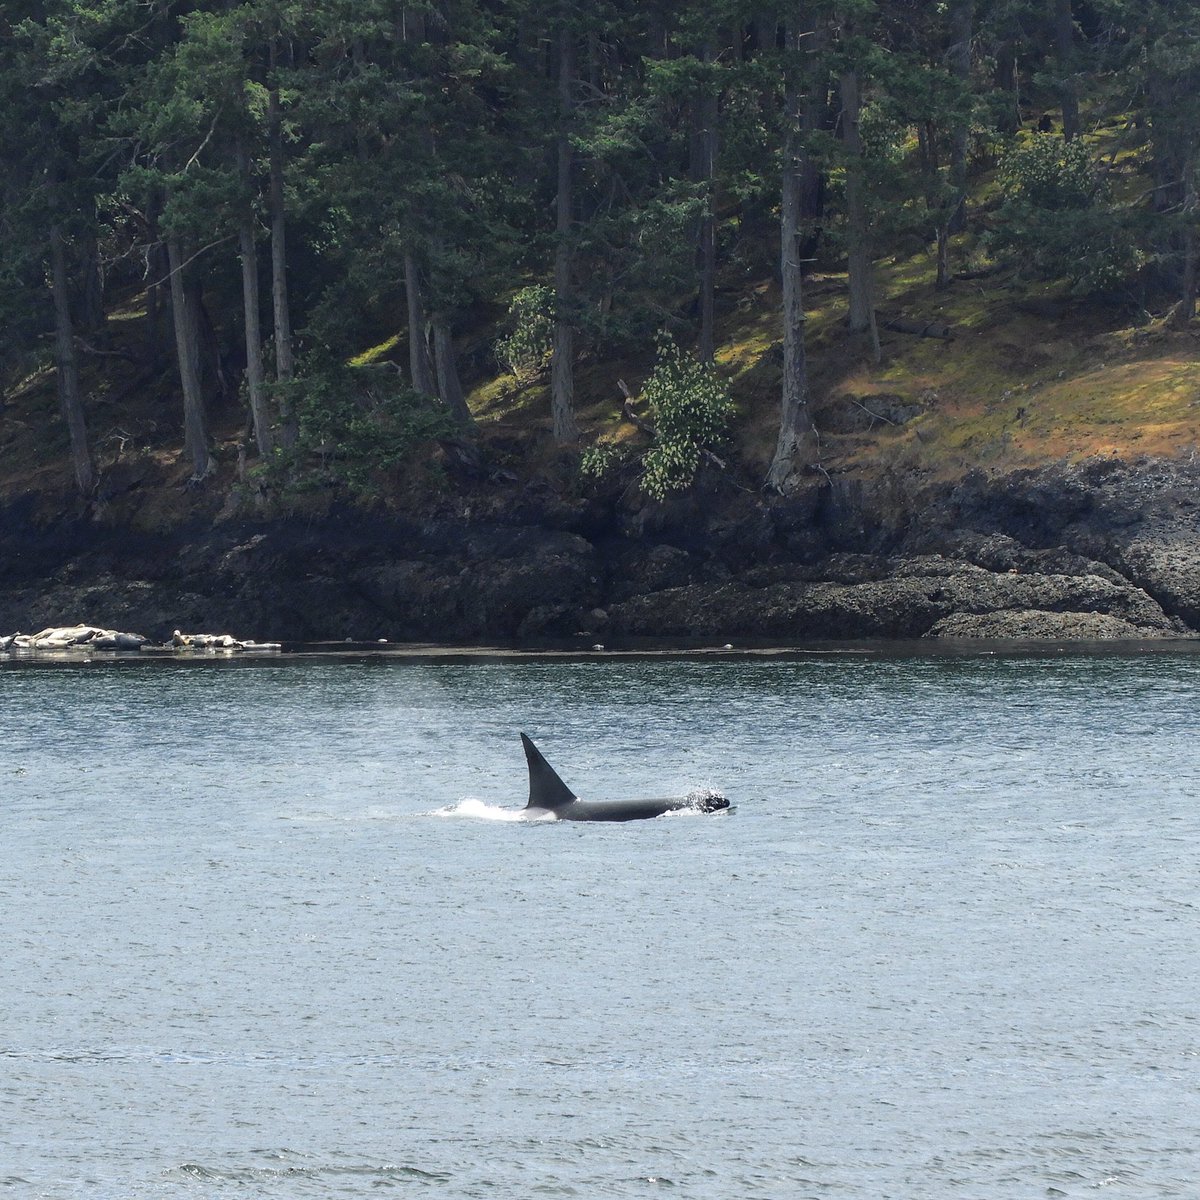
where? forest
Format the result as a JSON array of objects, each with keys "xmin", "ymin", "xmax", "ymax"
[{"xmin": 2, "ymin": 0, "xmax": 1198, "ymax": 514}]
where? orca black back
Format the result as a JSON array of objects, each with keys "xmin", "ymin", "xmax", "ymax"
[{"xmin": 519, "ymin": 732, "xmax": 730, "ymax": 821}]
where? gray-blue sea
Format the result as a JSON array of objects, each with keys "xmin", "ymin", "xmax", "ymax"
[{"xmin": 3, "ymin": 647, "xmax": 1198, "ymax": 1198}]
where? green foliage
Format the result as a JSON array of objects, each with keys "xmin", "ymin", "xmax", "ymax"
[
  {"xmin": 578, "ymin": 175, "xmax": 713, "ymax": 348},
  {"xmin": 998, "ymin": 134, "xmax": 1096, "ymax": 210},
  {"xmin": 579, "ymin": 441, "xmax": 628, "ymax": 480},
  {"xmin": 579, "ymin": 338, "xmax": 733, "ymax": 500},
  {"xmin": 10, "ymin": 0, "xmax": 1200, "ymax": 499},
  {"xmin": 495, "ymin": 286, "xmax": 555, "ymax": 380},
  {"xmin": 268, "ymin": 359, "xmax": 455, "ymax": 496},
  {"xmin": 988, "ymin": 135, "xmax": 1144, "ymax": 293},
  {"xmin": 639, "ymin": 336, "xmax": 733, "ymax": 500}
]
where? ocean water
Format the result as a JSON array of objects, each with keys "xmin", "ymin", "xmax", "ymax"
[{"xmin": 2, "ymin": 648, "xmax": 1198, "ymax": 1198}]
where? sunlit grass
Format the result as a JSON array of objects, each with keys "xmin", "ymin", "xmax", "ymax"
[{"xmin": 348, "ymin": 332, "xmax": 402, "ymax": 367}]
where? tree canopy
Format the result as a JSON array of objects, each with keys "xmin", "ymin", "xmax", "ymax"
[{"xmin": 2, "ymin": 0, "xmax": 1196, "ymax": 499}]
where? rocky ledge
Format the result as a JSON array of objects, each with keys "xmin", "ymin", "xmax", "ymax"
[
  {"xmin": 603, "ymin": 553, "xmax": 1184, "ymax": 641},
  {"xmin": 0, "ymin": 455, "xmax": 1196, "ymax": 645}
]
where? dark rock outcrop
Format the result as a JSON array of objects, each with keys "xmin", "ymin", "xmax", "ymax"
[
  {"xmin": 925, "ymin": 611, "xmax": 1164, "ymax": 639},
  {"xmin": 604, "ymin": 556, "xmax": 1181, "ymax": 640},
  {"xmin": 0, "ymin": 455, "xmax": 1197, "ymax": 644}
]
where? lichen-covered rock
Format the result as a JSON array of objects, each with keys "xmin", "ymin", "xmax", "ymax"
[
  {"xmin": 3, "ymin": 455, "xmax": 1200, "ymax": 645},
  {"xmin": 1107, "ymin": 538, "xmax": 1200, "ymax": 631},
  {"xmin": 926, "ymin": 610, "xmax": 1172, "ymax": 639},
  {"xmin": 607, "ymin": 560, "xmax": 1183, "ymax": 641}
]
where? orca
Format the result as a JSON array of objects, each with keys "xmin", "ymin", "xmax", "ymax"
[{"xmin": 520, "ymin": 732, "xmax": 730, "ymax": 822}]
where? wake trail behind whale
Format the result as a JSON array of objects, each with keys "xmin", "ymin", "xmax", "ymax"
[{"xmin": 429, "ymin": 798, "xmax": 549, "ymax": 822}]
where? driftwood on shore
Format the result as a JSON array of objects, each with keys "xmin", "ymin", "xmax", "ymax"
[{"xmin": 1, "ymin": 625, "xmax": 280, "ymax": 654}]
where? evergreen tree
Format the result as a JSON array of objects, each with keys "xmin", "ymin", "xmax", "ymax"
[
  {"xmin": 5, "ymin": 0, "xmax": 1199, "ymax": 501},
  {"xmin": 767, "ymin": 6, "xmax": 819, "ymax": 492},
  {"xmin": 0, "ymin": 0, "xmax": 145, "ymax": 494}
]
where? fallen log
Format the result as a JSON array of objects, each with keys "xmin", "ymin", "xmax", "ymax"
[{"xmin": 880, "ymin": 315, "xmax": 956, "ymax": 340}]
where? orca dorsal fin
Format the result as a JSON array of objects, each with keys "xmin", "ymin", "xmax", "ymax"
[{"xmin": 521, "ymin": 733, "xmax": 578, "ymax": 809}]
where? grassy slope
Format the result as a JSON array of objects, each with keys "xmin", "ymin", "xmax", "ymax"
[
  {"xmin": 763, "ymin": 251, "xmax": 1200, "ymax": 480},
  {"xmin": 465, "ymin": 243, "xmax": 1200, "ymax": 490},
  {"xmin": 5, "ymin": 165, "xmax": 1200, "ymax": 519}
]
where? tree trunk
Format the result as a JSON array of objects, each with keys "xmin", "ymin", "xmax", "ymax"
[
  {"xmin": 198, "ymin": 288, "xmax": 233, "ymax": 404},
  {"xmin": 752, "ymin": 14, "xmax": 777, "ymax": 54},
  {"xmin": 921, "ymin": 100, "xmax": 953, "ymax": 288},
  {"xmin": 551, "ymin": 13, "xmax": 580, "ymax": 444},
  {"xmin": 1177, "ymin": 154, "xmax": 1198, "ymax": 324},
  {"xmin": 433, "ymin": 319, "xmax": 475, "ymax": 430},
  {"xmin": 49, "ymin": 224, "xmax": 94, "ymax": 496},
  {"xmin": 1056, "ymin": 0, "xmax": 1084, "ymax": 142},
  {"xmin": 694, "ymin": 40, "xmax": 718, "ymax": 364},
  {"xmin": 402, "ymin": 8, "xmax": 426, "ymax": 42},
  {"xmin": 167, "ymin": 236, "xmax": 213, "ymax": 479},
  {"xmin": 236, "ymin": 140, "xmax": 273, "ymax": 456},
  {"xmin": 80, "ymin": 231, "xmax": 106, "ymax": 334},
  {"xmin": 993, "ymin": 40, "xmax": 1020, "ymax": 135},
  {"xmin": 238, "ymin": 216, "xmax": 273, "ymax": 457},
  {"xmin": 141, "ymin": 193, "xmax": 167, "ymax": 362},
  {"xmin": 268, "ymin": 144, "xmax": 294, "ymax": 382},
  {"xmin": 936, "ymin": 223, "xmax": 951, "ymax": 290},
  {"xmin": 404, "ymin": 251, "xmax": 436, "ymax": 395},
  {"xmin": 267, "ymin": 41, "xmax": 299, "ymax": 447},
  {"xmin": 145, "ymin": 239, "xmax": 169, "ymax": 362},
  {"xmin": 840, "ymin": 66, "xmax": 880, "ymax": 358},
  {"xmin": 946, "ymin": 0, "xmax": 973, "ymax": 233},
  {"xmin": 1053, "ymin": 0, "xmax": 1079, "ymax": 142},
  {"xmin": 1147, "ymin": 68, "xmax": 1183, "ymax": 214},
  {"xmin": 795, "ymin": 23, "xmax": 830, "ymax": 267},
  {"xmin": 766, "ymin": 19, "xmax": 817, "ymax": 493}
]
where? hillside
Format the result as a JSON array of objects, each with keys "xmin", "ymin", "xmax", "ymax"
[
  {"xmin": 4, "ymin": 2, "xmax": 1200, "ymax": 644},
  {"xmin": 4, "ymin": 232, "xmax": 1200, "ymax": 648},
  {"xmin": 6, "ymin": 237, "xmax": 1200, "ymax": 518}
]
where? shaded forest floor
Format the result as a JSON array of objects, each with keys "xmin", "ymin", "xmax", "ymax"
[{"xmin": 3, "ymin": 226, "xmax": 1200, "ymax": 531}]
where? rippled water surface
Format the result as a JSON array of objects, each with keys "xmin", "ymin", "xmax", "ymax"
[{"xmin": 2, "ymin": 649, "xmax": 1198, "ymax": 1198}]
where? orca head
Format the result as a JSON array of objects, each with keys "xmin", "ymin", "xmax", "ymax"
[
  {"xmin": 688, "ymin": 788, "xmax": 731, "ymax": 814},
  {"xmin": 521, "ymin": 733, "xmax": 578, "ymax": 811}
]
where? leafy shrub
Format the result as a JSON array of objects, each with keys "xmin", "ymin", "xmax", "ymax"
[
  {"xmin": 495, "ymin": 285, "xmax": 555, "ymax": 379},
  {"xmin": 638, "ymin": 336, "xmax": 734, "ymax": 500},
  {"xmin": 988, "ymin": 134, "xmax": 1143, "ymax": 293},
  {"xmin": 579, "ymin": 441, "xmax": 627, "ymax": 481},
  {"xmin": 998, "ymin": 133, "xmax": 1095, "ymax": 209},
  {"xmin": 266, "ymin": 359, "xmax": 454, "ymax": 496}
]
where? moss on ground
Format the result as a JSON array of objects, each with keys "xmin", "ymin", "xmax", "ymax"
[{"xmin": 5, "ymin": 215, "xmax": 1200, "ymax": 515}]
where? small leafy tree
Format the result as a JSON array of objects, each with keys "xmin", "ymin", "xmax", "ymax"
[
  {"xmin": 988, "ymin": 134, "xmax": 1143, "ymax": 293},
  {"xmin": 583, "ymin": 336, "xmax": 733, "ymax": 501},
  {"xmin": 495, "ymin": 285, "xmax": 555, "ymax": 381},
  {"xmin": 999, "ymin": 134, "xmax": 1096, "ymax": 210}
]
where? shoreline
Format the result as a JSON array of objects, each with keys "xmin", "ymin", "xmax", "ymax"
[
  {"xmin": 4, "ymin": 456, "xmax": 1200, "ymax": 648},
  {"xmin": 6, "ymin": 635, "xmax": 1200, "ymax": 667}
]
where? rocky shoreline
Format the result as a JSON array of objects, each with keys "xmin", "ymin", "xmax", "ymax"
[{"xmin": 1, "ymin": 455, "xmax": 1197, "ymax": 646}]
